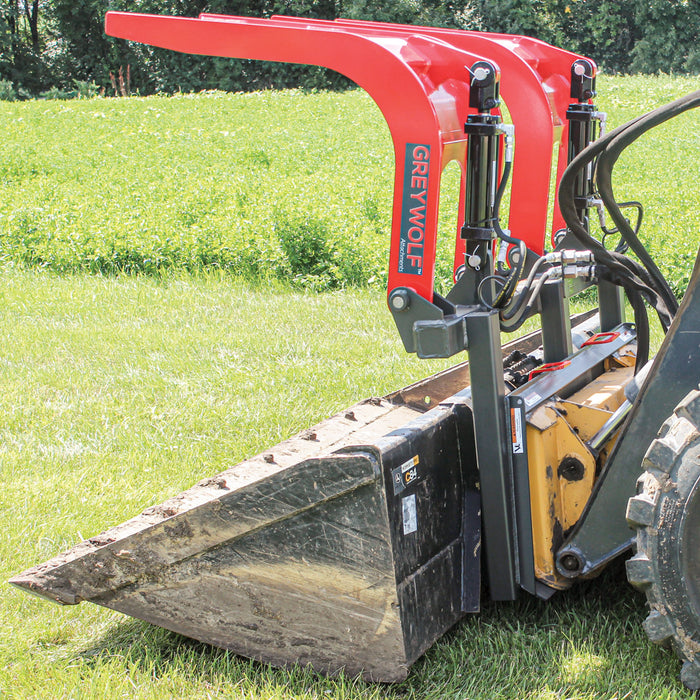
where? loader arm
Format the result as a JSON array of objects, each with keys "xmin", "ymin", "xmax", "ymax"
[{"xmin": 557, "ymin": 247, "xmax": 700, "ymax": 577}]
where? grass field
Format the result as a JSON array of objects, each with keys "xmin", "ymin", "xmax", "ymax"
[
  {"xmin": 1, "ymin": 75, "xmax": 699, "ymax": 293},
  {"xmin": 1, "ymin": 75, "xmax": 700, "ymax": 699},
  {"xmin": 1, "ymin": 270, "xmax": 696, "ymax": 700}
]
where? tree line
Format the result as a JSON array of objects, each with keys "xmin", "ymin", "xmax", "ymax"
[{"xmin": 1, "ymin": 0, "xmax": 698, "ymax": 99}]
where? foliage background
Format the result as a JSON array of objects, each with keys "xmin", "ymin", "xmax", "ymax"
[{"xmin": 1, "ymin": 0, "xmax": 700, "ymax": 99}]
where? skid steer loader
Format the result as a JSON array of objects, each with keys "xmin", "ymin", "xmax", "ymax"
[{"xmin": 10, "ymin": 11, "xmax": 700, "ymax": 691}]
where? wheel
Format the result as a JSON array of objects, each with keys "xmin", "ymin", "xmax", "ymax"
[{"xmin": 626, "ymin": 388, "xmax": 700, "ymax": 691}]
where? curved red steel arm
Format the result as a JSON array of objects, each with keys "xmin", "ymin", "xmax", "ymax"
[
  {"xmin": 333, "ymin": 19, "xmax": 595, "ymax": 253},
  {"xmin": 106, "ymin": 11, "xmax": 492, "ymax": 303},
  {"xmin": 105, "ymin": 12, "xmax": 594, "ymax": 306}
]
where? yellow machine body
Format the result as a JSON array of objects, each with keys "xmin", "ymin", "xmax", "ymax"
[{"xmin": 526, "ymin": 353, "xmax": 635, "ymax": 589}]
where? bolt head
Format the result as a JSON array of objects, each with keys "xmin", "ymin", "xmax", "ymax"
[
  {"xmin": 560, "ymin": 553, "xmax": 582, "ymax": 573},
  {"xmin": 390, "ymin": 289, "xmax": 410, "ymax": 311}
]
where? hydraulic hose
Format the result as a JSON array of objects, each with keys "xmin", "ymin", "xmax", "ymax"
[
  {"xmin": 595, "ymin": 90, "xmax": 700, "ymax": 314},
  {"xmin": 557, "ymin": 92, "xmax": 700, "ymax": 371},
  {"xmin": 561, "ymin": 150, "xmax": 658, "ymax": 298},
  {"xmin": 557, "ymin": 93, "xmax": 700, "ymax": 332},
  {"xmin": 559, "ymin": 113, "xmax": 644, "ymax": 267},
  {"xmin": 563, "ymin": 89, "xmax": 700, "ymax": 265},
  {"xmin": 598, "ymin": 268, "xmax": 650, "ymax": 373},
  {"xmin": 500, "ymin": 256, "xmax": 550, "ymax": 321},
  {"xmin": 489, "ymin": 141, "xmax": 528, "ymax": 309}
]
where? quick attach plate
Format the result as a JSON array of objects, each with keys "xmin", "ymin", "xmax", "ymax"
[
  {"xmin": 505, "ymin": 322, "xmax": 636, "ymax": 598},
  {"xmin": 510, "ymin": 323, "xmax": 636, "ymax": 412}
]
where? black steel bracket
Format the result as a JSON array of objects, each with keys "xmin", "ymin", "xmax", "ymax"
[{"xmin": 389, "ymin": 287, "xmax": 478, "ymax": 359}]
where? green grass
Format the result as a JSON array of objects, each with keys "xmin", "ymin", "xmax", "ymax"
[
  {"xmin": 0, "ymin": 269, "xmax": 695, "ymax": 700},
  {"xmin": 1, "ymin": 75, "xmax": 700, "ymax": 698},
  {"xmin": 0, "ymin": 90, "xmax": 394, "ymax": 289},
  {"xmin": 1, "ymin": 75, "xmax": 698, "ymax": 294}
]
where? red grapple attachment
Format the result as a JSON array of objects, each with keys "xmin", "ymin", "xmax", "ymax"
[
  {"xmin": 103, "ymin": 12, "xmax": 592, "ymax": 303},
  {"xmin": 10, "ymin": 13, "xmax": 597, "ymax": 682}
]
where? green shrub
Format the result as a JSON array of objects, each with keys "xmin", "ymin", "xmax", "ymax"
[{"xmin": 0, "ymin": 79, "xmax": 16, "ymax": 101}]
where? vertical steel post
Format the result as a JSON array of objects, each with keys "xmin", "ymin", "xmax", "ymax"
[
  {"xmin": 466, "ymin": 310, "xmax": 518, "ymax": 600},
  {"xmin": 540, "ymin": 279, "xmax": 573, "ymax": 363},
  {"xmin": 598, "ymin": 281, "xmax": 626, "ymax": 331}
]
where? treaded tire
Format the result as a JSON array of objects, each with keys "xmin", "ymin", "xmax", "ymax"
[{"xmin": 626, "ymin": 389, "xmax": 700, "ymax": 691}]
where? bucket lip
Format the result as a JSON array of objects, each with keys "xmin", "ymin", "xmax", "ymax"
[
  {"xmin": 8, "ymin": 450, "xmax": 382, "ymax": 603},
  {"xmin": 8, "ymin": 393, "xmax": 406, "ymax": 590}
]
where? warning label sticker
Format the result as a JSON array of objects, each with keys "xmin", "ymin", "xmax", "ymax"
[
  {"xmin": 402, "ymin": 493, "xmax": 417, "ymax": 535},
  {"xmin": 511, "ymin": 406, "xmax": 524, "ymax": 454}
]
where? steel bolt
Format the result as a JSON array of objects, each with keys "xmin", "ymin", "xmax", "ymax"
[
  {"xmin": 473, "ymin": 66, "xmax": 490, "ymax": 81},
  {"xmin": 560, "ymin": 553, "xmax": 582, "ymax": 573},
  {"xmin": 390, "ymin": 289, "xmax": 410, "ymax": 311}
]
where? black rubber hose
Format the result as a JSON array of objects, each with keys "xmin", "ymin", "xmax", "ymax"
[
  {"xmin": 628, "ymin": 284, "xmax": 650, "ymax": 373},
  {"xmin": 559, "ymin": 114, "xmax": 644, "ymax": 271},
  {"xmin": 560, "ymin": 89, "xmax": 700, "ymax": 258},
  {"xmin": 595, "ymin": 90, "xmax": 700, "ymax": 314},
  {"xmin": 563, "ymin": 89, "xmax": 700, "ymax": 262},
  {"xmin": 499, "ymin": 256, "xmax": 549, "ymax": 321},
  {"xmin": 598, "ymin": 268, "xmax": 650, "ymax": 373},
  {"xmin": 493, "ymin": 160, "xmax": 518, "ymax": 246},
  {"xmin": 600, "ymin": 201, "xmax": 643, "ymax": 239},
  {"xmin": 490, "ymin": 159, "xmax": 527, "ymax": 308},
  {"xmin": 557, "ymin": 95, "xmax": 700, "ymax": 331},
  {"xmin": 499, "ymin": 267, "xmax": 556, "ymax": 329}
]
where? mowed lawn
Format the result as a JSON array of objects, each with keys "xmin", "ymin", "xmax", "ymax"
[{"xmin": 1, "ymin": 75, "xmax": 700, "ymax": 699}]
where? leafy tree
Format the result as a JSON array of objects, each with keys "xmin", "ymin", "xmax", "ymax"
[
  {"xmin": 631, "ymin": 0, "xmax": 700, "ymax": 73},
  {"xmin": 0, "ymin": 0, "xmax": 47, "ymax": 93},
  {"xmin": 1, "ymin": 0, "xmax": 698, "ymax": 97},
  {"xmin": 473, "ymin": 0, "xmax": 641, "ymax": 72},
  {"xmin": 579, "ymin": 0, "xmax": 639, "ymax": 73}
]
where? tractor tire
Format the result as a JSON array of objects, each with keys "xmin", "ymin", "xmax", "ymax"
[{"xmin": 626, "ymin": 388, "xmax": 700, "ymax": 692}]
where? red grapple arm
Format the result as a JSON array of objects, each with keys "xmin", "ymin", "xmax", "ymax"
[{"xmin": 105, "ymin": 13, "xmax": 594, "ymax": 313}]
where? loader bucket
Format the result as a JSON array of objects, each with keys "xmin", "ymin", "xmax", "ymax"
[
  {"xmin": 9, "ymin": 301, "xmax": 590, "ymax": 680},
  {"xmin": 11, "ymin": 382, "xmax": 480, "ymax": 681}
]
